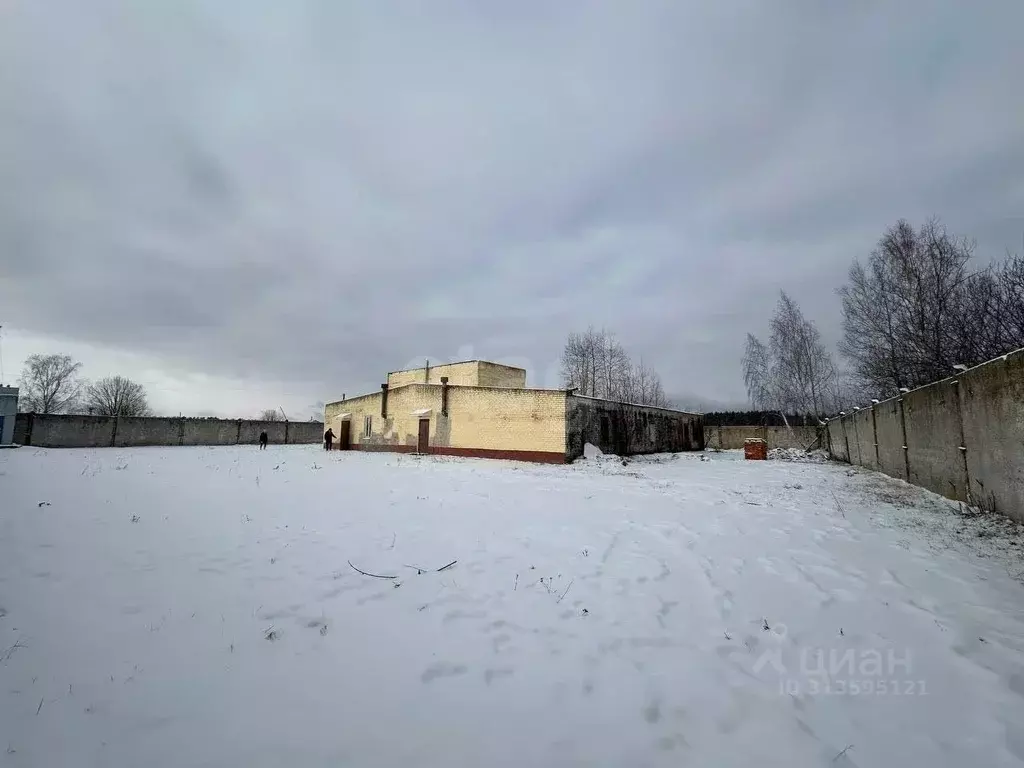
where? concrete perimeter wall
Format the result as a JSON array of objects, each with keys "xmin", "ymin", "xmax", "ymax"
[
  {"xmin": 12, "ymin": 414, "xmax": 324, "ymax": 449},
  {"xmin": 706, "ymin": 425, "xmax": 820, "ymax": 451},
  {"xmin": 826, "ymin": 347, "xmax": 1024, "ymax": 522}
]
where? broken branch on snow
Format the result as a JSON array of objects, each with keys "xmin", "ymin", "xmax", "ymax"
[
  {"xmin": 436, "ymin": 560, "xmax": 457, "ymax": 572},
  {"xmin": 348, "ymin": 560, "xmax": 397, "ymax": 579}
]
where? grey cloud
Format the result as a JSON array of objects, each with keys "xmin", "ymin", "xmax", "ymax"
[{"xmin": 2, "ymin": 0, "xmax": 1022, "ymax": 408}]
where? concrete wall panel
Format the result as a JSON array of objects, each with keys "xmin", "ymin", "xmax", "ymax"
[
  {"xmin": 853, "ymin": 409, "xmax": 877, "ymax": 470},
  {"xmin": 960, "ymin": 349, "xmax": 1024, "ymax": 522},
  {"xmin": 897, "ymin": 379, "xmax": 968, "ymax": 501},
  {"xmin": 13, "ymin": 414, "xmax": 323, "ymax": 448},
  {"xmin": 707, "ymin": 425, "xmax": 820, "ymax": 451},
  {"xmin": 873, "ymin": 398, "xmax": 907, "ymax": 481}
]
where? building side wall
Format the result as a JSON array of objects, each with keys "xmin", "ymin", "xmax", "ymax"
[
  {"xmin": 325, "ymin": 384, "xmax": 566, "ymax": 461},
  {"xmin": 475, "ymin": 362, "xmax": 527, "ymax": 389},
  {"xmin": 0, "ymin": 388, "xmax": 18, "ymax": 444},
  {"xmin": 326, "ymin": 387, "xmax": 440, "ymax": 452},
  {"xmin": 565, "ymin": 396, "xmax": 704, "ymax": 461},
  {"xmin": 443, "ymin": 387, "xmax": 565, "ymax": 455}
]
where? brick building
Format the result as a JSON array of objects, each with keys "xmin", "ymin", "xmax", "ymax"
[{"xmin": 324, "ymin": 360, "xmax": 703, "ymax": 464}]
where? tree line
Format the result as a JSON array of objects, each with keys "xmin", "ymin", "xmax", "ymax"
[
  {"xmin": 560, "ymin": 327, "xmax": 670, "ymax": 407},
  {"xmin": 17, "ymin": 353, "xmax": 284, "ymax": 420},
  {"xmin": 18, "ymin": 354, "xmax": 152, "ymax": 417},
  {"xmin": 743, "ymin": 217, "xmax": 1024, "ymax": 421}
]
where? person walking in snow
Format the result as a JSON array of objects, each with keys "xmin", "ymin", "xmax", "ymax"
[
  {"xmin": 324, "ymin": 427, "xmax": 335, "ymax": 451},
  {"xmin": 259, "ymin": 430, "xmax": 268, "ymax": 450}
]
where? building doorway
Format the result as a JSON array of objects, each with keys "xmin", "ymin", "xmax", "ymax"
[
  {"xmin": 338, "ymin": 420, "xmax": 351, "ymax": 450},
  {"xmin": 417, "ymin": 418, "xmax": 430, "ymax": 454}
]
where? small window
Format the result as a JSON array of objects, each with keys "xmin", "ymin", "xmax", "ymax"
[{"xmin": 363, "ymin": 415, "xmax": 372, "ymax": 437}]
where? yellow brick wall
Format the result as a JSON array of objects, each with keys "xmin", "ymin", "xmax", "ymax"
[
  {"xmin": 476, "ymin": 362, "xmax": 527, "ymax": 388},
  {"xmin": 324, "ymin": 392, "xmax": 378, "ymax": 428},
  {"xmin": 324, "ymin": 383, "xmax": 566, "ymax": 455},
  {"xmin": 444, "ymin": 387, "xmax": 566, "ymax": 453},
  {"xmin": 325, "ymin": 386, "xmax": 443, "ymax": 449},
  {"xmin": 386, "ymin": 362, "xmax": 481, "ymax": 389}
]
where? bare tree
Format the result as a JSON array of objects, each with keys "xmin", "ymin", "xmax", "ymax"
[
  {"xmin": 258, "ymin": 408, "xmax": 282, "ymax": 421},
  {"xmin": 770, "ymin": 292, "xmax": 837, "ymax": 418},
  {"xmin": 18, "ymin": 354, "xmax": 83, "ymax": 414},
  {"xmin": 560, "ymin": 327, "xmax": 670, "ymax": 406},
  {"xmin": 953, "ymin": 252, "xmax": 1024, "ymax": 364},
  {"xmin": 742, "ymin": 292, "xmax": 839, "ymax": 421},
  {"xmin": 561, "ymin": 329, "xmax": 595, "ymax": 396},
  {"xmin": 839, "ymin": 218, "xmax": 976, "ymax": 395},
  {"xmin": 84, "ymin": 376, "xmax": 152, "ymax": 417}
]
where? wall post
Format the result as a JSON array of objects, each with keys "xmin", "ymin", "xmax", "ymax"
[
  {"xmin": 284, "ymin": 420, "xmax": 290, "ymax": 444},
  {"xmin": 236, "ymin": 419, "xmax": 242, "ymax": 444},
  {"xmin": 871, "ymin": 404, "xmax": 880, "ymax": 467},
  {"xmin": 897, "ymin": 397, "xmax": 910, "ymax": 481},
  {"xmin": 851, "ymin": 412, "xmax": 862, "ymax": 465},
  {"xmin": 841, "ymin": 415, "xmax": 851, "ymax": 464},
  {"xmin": 952, "ymin": 377, "xmax": 972, "ymax": 504},
  {"xmin": 110, "ymin": 417, "xmax": 119, "ymax": 447}
]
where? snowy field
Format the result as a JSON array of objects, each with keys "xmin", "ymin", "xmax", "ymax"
[{"xmin": 2, "ymin": 445, "xmax": 1024, "ymax": 767}]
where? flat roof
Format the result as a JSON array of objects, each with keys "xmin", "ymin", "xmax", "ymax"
[
  {"xmin": 569, "ymin": 393, "xmax": 703, "ymax": 417},
  {"xmin": 386, "ymin": 359, "xmax": 526, "ymax": 375}
]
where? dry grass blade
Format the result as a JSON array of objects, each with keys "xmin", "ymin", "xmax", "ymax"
[
  {"xmin": 557, "ymin": 579, "xmax": 575, "ymax": 603},
  {"xmin": 830, "ymin": 490, "xmax": 847, "ymax": 519}
]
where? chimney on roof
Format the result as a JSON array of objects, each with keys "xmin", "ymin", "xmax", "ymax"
[{"xmin": 425, "ymin": 358, "xmax": 430, "ymax": 383}]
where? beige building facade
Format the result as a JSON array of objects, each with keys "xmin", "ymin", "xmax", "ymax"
[{"xmin": 325, "ymin": 360, "xmax": 703, "ymax": 464}]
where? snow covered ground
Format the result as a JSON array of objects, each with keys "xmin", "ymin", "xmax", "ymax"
[{"xmin": 2, "ymin": 446, "xmax": 1024, "ymax": 767}]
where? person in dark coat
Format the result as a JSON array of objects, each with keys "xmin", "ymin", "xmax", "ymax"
[
  {"xmin": 324, "ymin": 427, "xmax": 335, "ymax": 451},
  {"xmin": 259, "ymin": 430, "xmax": 268, "ymax": 450}
]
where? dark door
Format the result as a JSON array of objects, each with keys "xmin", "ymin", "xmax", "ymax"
[
  {"xmin": 338, "ymin": 420, "xmax": 350, "ymax": 450},
  {"xmin": 417, "ymin": 418, "xmax": 430, "ymax": 453}
]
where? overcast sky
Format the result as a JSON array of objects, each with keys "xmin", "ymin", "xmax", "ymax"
[{"xmin": 2, "ymin": 1, "xmax": 1022, "ymax": 418}]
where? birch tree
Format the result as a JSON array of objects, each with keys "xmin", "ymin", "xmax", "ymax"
[{"xmin": 742, "ymin": 292, "xmax": 839, "ymax": 420}]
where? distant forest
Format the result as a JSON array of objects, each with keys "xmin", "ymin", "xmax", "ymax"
[{"xmin": 703, "ymin": 411, "xmax": 818, "ymax": 427}]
